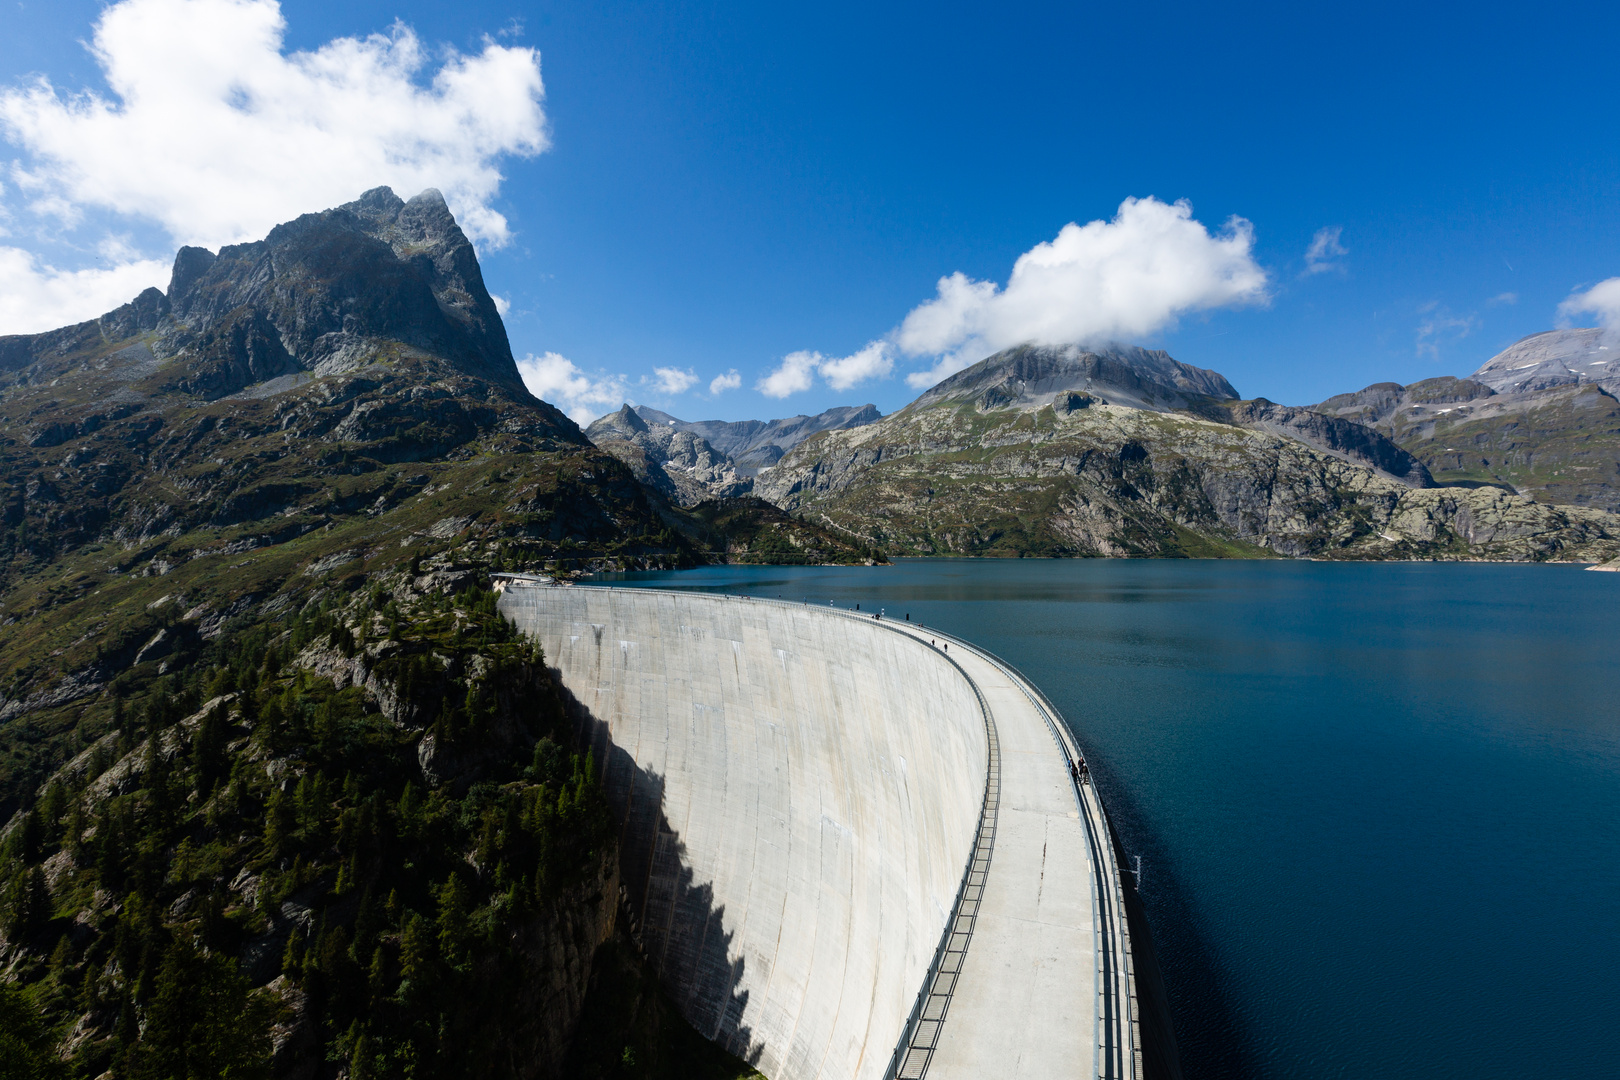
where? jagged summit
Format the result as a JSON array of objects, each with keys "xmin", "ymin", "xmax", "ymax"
[
  {"xmin": 909, "ymin": 343, "xmax": 1239, "ymax": 415},
  {"xmin": 588, "ymin": 402, "xmax": 652, "ymax": 440},
  {"xmin": 160, "ymin": 186, "xmax": 523, "ymax": 396},
  {"xmin": 1, "ymin": 186, "xmax": 528, "ymax": 401},
  {"xmin": 630, "ymin": 403, "xmax": 883, "ymax": 469}
]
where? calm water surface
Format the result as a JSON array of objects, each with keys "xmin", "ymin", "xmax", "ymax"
[{"xmin": 599, "ymin": 560, "xmax": 1620, "ymax": 1079}]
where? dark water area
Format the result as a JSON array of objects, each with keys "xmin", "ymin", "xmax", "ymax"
[{"xmin": 598, "ymin": 559, "xmax": 1620, "ymax": 1079}]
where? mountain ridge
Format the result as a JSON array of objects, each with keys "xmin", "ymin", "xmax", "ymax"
[
  {"xmin": 626, "ymin": 403, "xmax": 883, "ymax": 470},
  {"xmin": 909, "ymin": 342, "xmax": 1238, "ymax": 415},
  {"xmin": 754, "ymin": 341, "xmax": 1616, "ymax": 561},
  {"xmin": 1313, "ymin": 328, "xmax": 1620, "ymax": 511}
]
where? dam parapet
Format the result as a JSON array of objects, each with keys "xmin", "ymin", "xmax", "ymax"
[{"xmin": 497, "ymin": 583, "xmax": 1148, "ymax": 1080}]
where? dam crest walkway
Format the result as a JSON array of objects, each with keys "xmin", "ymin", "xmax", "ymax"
[{"xmin": 498, "ymin": 582, "xmax": 1140, "ymax": 1080}]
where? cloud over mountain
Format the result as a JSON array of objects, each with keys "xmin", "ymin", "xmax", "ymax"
[
  {"xmin": 898, "ymin": 197, "xmax": 1269, "ymax": 388},
  {"xmin": 516, "ymin": 352, "xmax": 629, "ymax": 426},
  {"xmin": 0, "ymin": 247, "xmax": 170, "ymax": 340},
  {"xmin": 756, "ymin": 341, "xmax": 894, "ymax": 398},
  {"xmin": 1559, "ymin": 277, "xmax": 1620, "ymax": 337}
]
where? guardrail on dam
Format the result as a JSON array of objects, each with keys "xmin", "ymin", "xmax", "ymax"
[{"xmin": 498, "ymin": 583, "xmax": 1145, "ymax": 1080}]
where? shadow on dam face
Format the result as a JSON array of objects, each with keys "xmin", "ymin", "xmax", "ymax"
[{"xmin": 560, "ymin": 674, "xmax": 759, "ymax": 1065}]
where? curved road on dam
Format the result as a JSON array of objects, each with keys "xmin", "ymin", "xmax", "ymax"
[{"xmin": 498, "ymin": 582, "xmax": 1140, "ymax": 1080}]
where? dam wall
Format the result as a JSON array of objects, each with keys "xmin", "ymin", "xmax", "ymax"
[{"xmin": 499, "ymin": 586, "xmax": 989, "ymax": 1080}]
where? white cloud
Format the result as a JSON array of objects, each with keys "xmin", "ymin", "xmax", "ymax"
[
  {"xmin": 898, "ymin": 197, "xmax": 1268, "ymax": 388},
  {"xmin": 1558, "ymin": 278, "xmax": 1620, "ymax": 335},
  {"xmin": 644, "ymin": 366, "xmax": 698, "ymax": 395},
  {"xmin": 757, "ymin": 350, "xmax": 819, "ymax": 398},
  {"xmin": 491, "ymin": 293, "xmax": 511, "ymax": 317},
  {"xmin": 1414, "ymin": 301, "xmax": 1479, "ymax": 360},
  {"xmin": 515, "ymin": 352, "xmax": 628, "ymax": 426},
  {"xmin": 709, "ymin": 369, "xmax": 742, "ymax": 395},
  {"xmin": 755, "ymin": 341, "xmax": 893, "ymax": 397},
  {"xmin": 1487, "ymin": 291, "xmax": 1517, "ymax": 306},
  {"xmin": 0, "ymin": 246, "xmax": 170, "ymax": 334},
  {"xmin": 0, "ymin": 0, "xmax": 548, "ymax": 332},
  {"xmin": 1302, "ymin": 225, "xmax": 1347, "ymax": 276},
  {"xmin": 818, "ymin": 341, "xmax": 893, "ymax": 391}
]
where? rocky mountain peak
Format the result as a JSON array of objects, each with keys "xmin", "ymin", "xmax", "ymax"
[
  {"xmin": 586, "ymin": 403, "xmax": 652, "ymax": 441},
  {"xmin": 144, "ymin": 186, "xmax": 522, "ymax": 397},
  {"xmin": 909, "ymin": 343, "xmax": 1240, "ymax": 415},
  {"xmin": 627, "ymin": 403, "xmax": 884, "ymax": 470},
  {"xmin": 584, "ymin": 404, "xmax": 746, "ymax": 506}
]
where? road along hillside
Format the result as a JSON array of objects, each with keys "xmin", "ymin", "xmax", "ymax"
[{"xmin": 497, "ymin": 583, "xmax": 1141, "ymax": 1080}]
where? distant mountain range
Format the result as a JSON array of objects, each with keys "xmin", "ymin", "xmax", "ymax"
[
  {"xmin": 749, "ymin": 342, "xmax": 1617, "ymax": 561},
  {"xmin": 631, "ymin": 403, "xmax": 882, "ymax": 470},
  {"xmin": 583, "ymin": 402, "xmax": 883, "ymax": 507},
  {"xmin": 1314, "ymin": 329, "xmax": 1620, "ymax": 511},
  {"xmin": 579, "ymin": 330, "xmax": 1617, "ymax": 558}
]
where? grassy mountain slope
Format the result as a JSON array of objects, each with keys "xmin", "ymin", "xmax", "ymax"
[
  {"xmin": 756, "ymin": 382, "xmax": 1619, "ymax": 562},
  {"xmin": 1315, "ymin": 377, "xmax": 1620, "ymax": 512}
]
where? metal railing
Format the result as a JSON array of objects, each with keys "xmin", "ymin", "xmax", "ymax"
[{"xmin": 909, "ymin": 625, "xmax": 1141, "ymax": 1080}]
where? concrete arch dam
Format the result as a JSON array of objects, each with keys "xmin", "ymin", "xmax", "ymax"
[{"xmin": 498, "ymin": 585, "xmax": 1145, "ymax": 1080}]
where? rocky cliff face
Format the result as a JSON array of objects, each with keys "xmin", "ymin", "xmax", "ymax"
[
  {"xmin": 2, "ymin": 187, "xmax": 535, "ymax": 405},
  {"xmin": 1314, "ymin": 334, "xmax": 1620, "ymax": 512},
  {"xmin": 756, "ymin": 351, "xmax": 1618, "ymax": 561},
  {"xmin": 630, "ymin": 403, "xmax": 883, "ymax": 470},
  {"xmin": 1217, "ymin": 398, "xmax": 1434, "ymax": 487},
  {"xmin": 584, "ymin": 405, "xmax": 750, "ymax": 506}
]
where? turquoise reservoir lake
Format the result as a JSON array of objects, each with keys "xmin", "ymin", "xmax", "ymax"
[{"xmin": 601, "ymin": 560, "xmax": 1620, "ymax": 1079}]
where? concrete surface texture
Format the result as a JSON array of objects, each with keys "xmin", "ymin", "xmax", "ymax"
[{"xmin": 499, "ymin": 584, "xmax": 1138, "ymax": 1080}]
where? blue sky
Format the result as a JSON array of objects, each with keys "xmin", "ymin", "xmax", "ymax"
[{"xmin": 2, "ymin": 0, "xmax": 1617, "ymax": 424}]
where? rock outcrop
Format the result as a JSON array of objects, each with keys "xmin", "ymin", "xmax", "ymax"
[
  {"xmin": 584, "ymin": 404, "xmax": 749, "ymax": 506},
  {"xmin": 1220, "ymin": 398, "xmax": 1434, "ymax": 487}
]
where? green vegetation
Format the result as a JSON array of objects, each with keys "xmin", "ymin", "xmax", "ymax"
[
  {"xmin": 0, "ymin": 580, "xmax": 625, "ymax": 1077},
  {"xmin": 1400, "ymin": 385, "xmax": 1620, "ymax": 511},
  {"xmin": 685, "ymin": 497, "xmax": 887, "ymax": 565}
]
